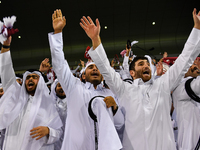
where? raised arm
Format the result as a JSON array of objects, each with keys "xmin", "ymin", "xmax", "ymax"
[
  {"xmin": 80, "ymin": 16, "xmax": 101, "ymax": 49},
  {"xmin": 122, "ymin": 47, "xmax": 132, "ymax": 78},
  {"xmin": 80, "ymin": 16, "xmax": 126, "ymax": 99},
  {"xmin": 49, "ymin": 9, "xmax": 78, "ymax": 95},
  {"xmin": 162, "ymin": 8, "xmax": 200, "ymax": 91},
  {"xmin": 39, "ymin": 58, "xmax": 51, "ymax": 73},
  {"xmin": 0, "ymin": 36, "xmax": 16, "ymax": 91}
]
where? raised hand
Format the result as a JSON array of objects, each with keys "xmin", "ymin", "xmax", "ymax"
[
  {"xmin": 52, "ymin": 9, "xmax": 66, "ymax": 34},
  {"xmin": 193, "ymin": 8, "xmax": 200, "ymax": 30},
  {"xmin": 126, "ymin": 46, "xmax": 131, "ymax": 57},
  {"xmin": 1, "ymin": 36, "xmax": 12, "ymax": 53},
  {"xmin": 3, "ymin": 36, "xmax": 12, "ymax": 46},
  {"xmin": 39, "ymin": 58, "xmax": 51, "ymax": 73},
  {"xmin": 163, "ymin": 52, "xmax": 168, "ymax": 58},
  {"xmin": 80, "ymin": 59, "xmax": 85, "ymax": 68},
  {"xmin": 30, "ymin": 126, "xmax": 49, "ymax": 140},
  {"xmin": 156, "ymin": 61, "xmax": 163, "ymax": 76},
  {"xmin": 111, "ymin": 58, "xmax": 115, "ymax": 67},
  {"xmin": 80, "ymin": 16, "xmax": 101, "ymax": 49}
]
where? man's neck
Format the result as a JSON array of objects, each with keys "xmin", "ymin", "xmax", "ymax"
[{"xmin": 93, "ymin": 84, "xmax": 98, "ymax": 89}]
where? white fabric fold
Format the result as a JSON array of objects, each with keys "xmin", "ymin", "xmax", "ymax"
[
  {"xmin": 92, "ymin": 97, "xmax": 122, "ymax": 150},
  {"xmin": 0, "ymin": 51, "xmax": 63, "ymax": 150}
]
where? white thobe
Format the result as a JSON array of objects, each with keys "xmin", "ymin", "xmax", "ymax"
[
  {"xmin": 172, "ymin": 76, "xmax": 200, "ymax": 150},
  {"xmin": 48, "ymin": 32, "xmax": 123, "ymax": 150},
  {"xmin": 119, "ymin": 56, "xmax": 131, "ymax": 80},
  {"xmin": 0, "ymin": 51, "xmax": 63, "ymax": 150},
  {"xmin": 89, "ymin": 28, "xmax": 200, "ymax": 150},
  {"xmin": 54, "ymin": 97, "xmax": 67, "ymax": 150}
]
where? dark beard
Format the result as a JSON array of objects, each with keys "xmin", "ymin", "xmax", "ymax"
[
  {"xmin": 26, "ymin": 88, "xmax": 36, "ymax": 96},
  {"xmin": 56, "ymin": 94, "xmax": 66, "ymax": 99}
]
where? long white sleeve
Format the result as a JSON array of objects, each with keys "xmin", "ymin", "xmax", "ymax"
[
  {"xmin": 46, "ymin": 127, "xmax": 63, "ymax": 145},
  {"xmin": 0, "ymin": 51, "xmax": 16, "ymax": 91},
  {"xmin": 48, "ymin": 32, "xmax": 80, "ymax": 96}
]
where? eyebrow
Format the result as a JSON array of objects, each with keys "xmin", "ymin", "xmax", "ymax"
[{"xmin": 138, "ymin": 60, "xmax": 145, "ymax": 64}]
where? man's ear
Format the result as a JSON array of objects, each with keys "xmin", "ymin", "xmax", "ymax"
[
  {"xmin": 82, "ymin": 73, "xmax": 86, "ymax": 80},
  {"xmin": 129, "ymin": 70, "xmax": 135, "ymax": 79}
]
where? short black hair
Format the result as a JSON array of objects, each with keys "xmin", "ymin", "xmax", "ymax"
[{"xmin": 129, "ymin": 56, "xmax": 149, "ymax": 71}]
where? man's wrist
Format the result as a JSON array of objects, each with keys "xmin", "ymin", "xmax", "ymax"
[
  {"xmin": 2, "ymin": 45, "xmax": 10, "ymax": 49},
  {"xmin": 194, "ymin": 25, "xmax": 200, "ymax": 30},
  {"xmin": 54, "ymin": 30, "xmax": 62, "ymax": 34},
  {"xmin": 92, "ymin": 36, "xmax": 101, "ymax": 50}
]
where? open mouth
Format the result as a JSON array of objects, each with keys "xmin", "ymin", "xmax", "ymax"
[
  {"xmin": 143, "ymin": 70, "xmax": 150, "ymax": 75},
  {"xmin": 91, "ymin": 72, "xmax": 99, "ymax": 77},
  {"xmin": 28, "ymin": 82, "xmax": 34, "ymax": 88}
]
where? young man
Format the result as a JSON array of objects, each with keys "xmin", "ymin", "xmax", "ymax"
[
  {"xmin": 80, "ymin": 8, "xmax": 200, "ymax": 150},
  {"xmin": 48, "ymin": 9, "xmax": 123, "ymax": 150},
  {"xmin": 0, "ymin": 37, "xmax": 63, "ymax": 150},
  {"xmin": 172, "ymin": 59, "xmax": 200, "ymax": 150},
  {"xmin": 50, "ymin": 79, "xmax": 67, "ymax": 150}
]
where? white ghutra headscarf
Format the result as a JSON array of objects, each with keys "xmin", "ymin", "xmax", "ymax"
[{"xmin": 0, "ymin": 70, "xmax": 62, "ymax": 150}]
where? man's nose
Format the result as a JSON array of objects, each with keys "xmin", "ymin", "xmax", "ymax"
[
  {"xmin": 93, "ymin": 67, "xmax": 98, "ymax": 71},
  {"xmin": 143, "ymin": 63, "xmax": 149, "ymax": 68}
]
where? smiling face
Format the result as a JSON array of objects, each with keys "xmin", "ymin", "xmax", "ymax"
[
  {"xmin": 130, "ymin": 59, "xmax": 152, "ymax": 82},
  {"xmin": 85, "ymin": 64, "xmax": 103, "ymax": 87},
  {"xmin": 55, "ymin": 82, "xmax": 66, "ymax": 99},
  {"xmin": 25, "ymin": 73, "xmax": 40, "ymax": 96}
]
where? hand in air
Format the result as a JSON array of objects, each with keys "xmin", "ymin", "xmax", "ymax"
[{"xmin": 52, "ymin": 9, "xmax": 66, "ymax": 33}]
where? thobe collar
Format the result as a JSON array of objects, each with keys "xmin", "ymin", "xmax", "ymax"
[
  {"xmin": 85, "ymin": 81, "xmax": 104, "ymax": 91},
  {"xmin": 133, "ymin": 78, "xmax": 153, "ymax": 86},
  {"xmin": 182, "ymin": 76, "xmax": 192, "ymax": 82},
  {"xmin": 56, "ymin": 97, "xmax": 67, "ymax": 110},
  {"xmin": 28, "ymin": 95, "xmax": 33, "ymax": 103}
]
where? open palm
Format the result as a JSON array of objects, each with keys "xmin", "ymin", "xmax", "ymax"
[
  {"xmin": 52, "ymin": 9, "xmax": 66, "ymax": 33},
  {"xmin": 80, "ymin": 16, "xmax": 100, "ymax": 40}
]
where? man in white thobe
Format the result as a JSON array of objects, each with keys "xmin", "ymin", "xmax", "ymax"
[
  {"xmin": 172, "ymin": 60, "xmax": 200, "ymax": 150},
  {"xmin": 50, "ymin": 79, "xmax": 67, "ymax": 150},
  {"xmin": 0, "ymin": 37, "xmax": 63, "ymax": 150},
  {"xmin": 80, "ymin": 8, "xmax": 200, "ymax": 150},
  {"xmin": 48, "ymin": 9, "xmax": 123, "ymax": 150}
]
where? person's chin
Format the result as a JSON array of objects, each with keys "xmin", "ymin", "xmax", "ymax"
[{"xmin": 142, "ymin": 76, "xmax": 151, "ymax": 82}]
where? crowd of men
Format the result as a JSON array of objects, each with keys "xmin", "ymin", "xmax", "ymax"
[{"xmin": 0, "ymin": 8, "xmax": 200, "ymax": 150}]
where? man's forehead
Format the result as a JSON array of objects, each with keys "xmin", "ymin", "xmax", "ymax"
[
  {"xmin": 86, "ymin": 64, "xmax": 97, "ymax": 69},
  {"xmin": 136, "ymin": 59, "xmax": 149, "ymax": 64},
  {"xmin": 27, "ymin": 73, "xmax": 39, "ymax": 76}
]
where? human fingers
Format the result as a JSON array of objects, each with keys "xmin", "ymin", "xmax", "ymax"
[
  {"xmin": 83, "ymin": 16, "xmax": 91, "ymax": 26},
  {"xmin": 87, "ymin": 16, "xmax": 94, "ymax": 25}
]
